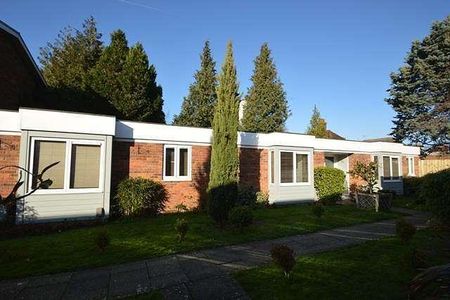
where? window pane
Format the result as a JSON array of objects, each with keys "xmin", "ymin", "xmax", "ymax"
[
  {"xmin": 383, "ymin": 156, "xmax": 391, "ymax": 178},
  {"xmin": 280, "ymin": 152, "xmax": 293, "ymax": 183},
  {"xmin": 392, "ymin": 157, "xmax": 399, "ymax": 179},
  {"xmin": 374, "ymin": 156, "xmax": 379, "ymax": 177},
  {"xmin": 179, "ymin": 148, "xmax": 188, "ymax": 176},
  {"xmin": 270, "ymin": 151, "xmax": 275, "ymax": 184},
  {"xmin": 296, "ymin": 154, "xmax": 308, "ymax": 182},
  {"xmin": 165, "ymin": 148, "xmax": 175, "ymax": 176},
  {"xmin": 70, "ymin": 144, "xmax": 101, "ymax": 189},
  {"xmin": 32, "ymin": 141, "xmax": 66, "ymax": 189},
  {"xmin": 325, "ymin": 156, "xmax": 334, "ymax": 168}
]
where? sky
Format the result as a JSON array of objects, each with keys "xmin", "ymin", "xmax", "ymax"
[{"xmin": 2, "ymin": 0, "xmax": 449, "ymax": 140}]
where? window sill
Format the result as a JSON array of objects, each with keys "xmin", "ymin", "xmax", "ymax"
[{"xmin": 162, "ymin": 177, "xmax": 192, "ymax": 182}]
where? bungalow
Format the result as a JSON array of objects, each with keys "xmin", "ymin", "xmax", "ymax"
[{"xmin": 0, "ymin": 21, "xmax": 420, "ymax": 223}]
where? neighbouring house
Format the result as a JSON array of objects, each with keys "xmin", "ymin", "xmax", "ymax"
[{"xmin": 0, "ymin": 21, "xmax": 421, "ymax": 223}]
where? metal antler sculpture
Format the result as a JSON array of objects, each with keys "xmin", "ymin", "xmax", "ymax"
[{"xmin": 0, "ymin": 162, "xmax": 59, "ymax": 225}]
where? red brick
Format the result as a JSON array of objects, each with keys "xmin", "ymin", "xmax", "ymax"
[{"xmin": 0, "ymin": 135, "xmax": 20, "ymax": 197}]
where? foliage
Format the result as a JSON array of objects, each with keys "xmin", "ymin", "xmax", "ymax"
[
  {"xmin": 241, "ymin": 43, "xmax": 289, "ymax": 133},
  {"xmin": 386, "ymin": 16, "xmax": 450, "ymax": 151},
  {"xmin": 229, "ymin": 206, "xmax": 254, "ymax": 229},
  {"xmin": 0, "ymin": 205, "xmax": 397, "ymax": 279},
  {"xmin": 419, "ymin": 168, "xmax": 450, "ymax": 223},
  {"xmin": 349, "ymin": 161, "xmax": 378, "ymax": 194},
  {"xmin": 270, "ymin": 244, "xmax": 296, "ymax": 278},
  {"xmin": 95, "ymin": 229, "xmax": 110, "ymax": 251},
  {"xmin": 312, "ymin": 203, "xmax": 325, "ymax": 218},
  {"xmin": 314, "ymin": 167, "xmax": 346, "ymax": 205},
  {"xmin": 256, "ymin": 191, "xmax": 270, "ymax": 207},
  {"xmin": 173, "ymin": 41, "xmax": 217, "ymax": 127},
  {"xmin": 207, "ymin": 42, "xmax": 240, "ymax": 224},
  {"xmin": 174, "ymin": 218, "xmax": 189, "ymax": 242},
  {"xmin": 0, "ymin": 162, "xmax": 58, "ymax": 225},
  {"xmin": 175, "ymin": 203, "xmax": 189, "ymax": 213},
  {"xmin": 396, "ymin": 218, "xmax": 416, "ymax": 243},
  {"xmin": 237, "ymin": 186, "xmax": 257, "ymax": 206},
  {"xmin": 115, "ymin": 177, "xmax": 167, "ymax": 217},
  {"xmin": 306, "ymin": 105, "xmax": 329, "ymax": 138},
  {"xmin": 403, "ymin": 176, "xmax": 423, "ymax": 198}
]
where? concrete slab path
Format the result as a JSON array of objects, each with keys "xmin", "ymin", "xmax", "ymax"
[{"xmin": 0, "ymin": 208, "xmax": 429, "ymax": 300}]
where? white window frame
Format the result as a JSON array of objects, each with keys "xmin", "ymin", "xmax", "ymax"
[
  {"xmin": 163, "ymin": 145, "xmax": 192, "ymax": 181},
  {"xmin": 279, "ymin": 150, "xmax": 311, "ymax": 186},
  {"xmin": 407, "ymin": 156, "xmax": 415, "ymax": 176},
  {"xmin": 269, "ymin": 150, "xmax": 275, "ymax": 185},
  {"xmin": 382, "ymin": 155, "xmax": 401, "ymax": 182},
  {"xmin": 28, "ymin": 137, "xmax": 105, "ymax": 194}
]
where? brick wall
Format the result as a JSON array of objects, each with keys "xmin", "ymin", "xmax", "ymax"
[
  {"xmin": 348, "ymin": 153, "xmax": 372, "ymax": 187},
  {"xmin": 313, "ymin": 151, "xmax": 325, "ymax": 167},
  {"xmin": 111, "ymin": 141, "xmax": 211, "ymax": 211},
  {"xmin": 239, "ymin": 148, "xmax": 268, "ymax": 193},
  {"xmin": 0, "ymin": 135, "xmax": 21, "ymax": 197}
]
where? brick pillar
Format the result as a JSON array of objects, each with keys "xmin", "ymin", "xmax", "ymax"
[{"xmin": 313, "ymin": 151, "xmax": 325, "ymax": 168}]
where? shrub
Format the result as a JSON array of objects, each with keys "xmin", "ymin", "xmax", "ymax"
[
  {"xmin": 349, "ymin": 161, "xmax": 378, "ymax": 194},
  {"xmin": 175, "ymin": 203, "xmax": 189, "ymax": 213},
  {"xmin": 237, "ymin": 185, "xmax": 257, "ymax": 206},
  {"xmin": 312, "ymin": 203, "xmax": 325, "ymax": 218},
  {"xmin": 229, "ymin": 206, "xmax": 253, "ymax": 229},
  {"xmin": 207, "ymin": 183, "xmax": 237, "ymax": 225},
  {"xmin": 256, "ymin": 191, "xmax": 270, "ymax": 207},
  {"xmin": 403, "ymin": 176, "xmax": 423, "ymax": 197},
  {"xmin": 95, "ymin": 229, "xmax": 110, "ymax": 251},
  {"xmin": 419, "ymin": 169, "xmax": 450, "ymax": 224},
  {"xmin": 270, "ymin": 244, "xmax": 296, "ymax": 278},
  {"xmin": 115, "ymin": 177, "xmax": 167, "ymax": 217},
  {"xmin": 396, "ymin": 218, "xmax": 416, "ymax": 243},
  {"xmin": 175, "ymin": 218, "xmax": 189, "ymax": 242},
  {"xmin": 314, "ymin": 167, "xmax": 346, "ymax": 205}
]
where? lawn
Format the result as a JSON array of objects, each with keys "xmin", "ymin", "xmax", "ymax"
[
  {"xmin": 392, "ymin": 195, "xmax": 429, "ymax": 211},
  {"xmin": 0, "ymin": 205, "xmax": 398, "ymax": 279},
  {"xmin": 235, "ymin": 229, "xmax": 450, "ymax": 300}
]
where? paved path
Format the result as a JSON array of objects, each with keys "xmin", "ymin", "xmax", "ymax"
[{"xmin": 0, "ymin": 208, "xmax": 429, "ymax": 300}]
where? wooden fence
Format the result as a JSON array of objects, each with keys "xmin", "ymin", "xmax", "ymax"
[{"xmin": 419, "ymin": 155, "xmax": 450, "ymax": 176}]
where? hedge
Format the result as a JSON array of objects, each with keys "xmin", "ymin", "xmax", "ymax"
[
  {"xmin": 314, "ymin": 167, "xmax": 346, "ymax": 205},
  {"xmin": 419, "ymin": 168, "xmax": 450, "ymax": 223}
]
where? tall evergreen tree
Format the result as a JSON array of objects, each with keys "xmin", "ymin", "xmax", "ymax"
[
  {"xmin": 306, "ymin": 105, "xmax": 329, "ymax": 138},
  {"xmin": 386, "ymin": 16, "xmax": 450, "ymax": 151},
  {"xmin": 207, "ymin": 42, "xmax": 240, "ymax": 224},
  {"xmin": 241, "ymin": 43, "xmax": 289, "ymax": 133},
  {"xmin": 173, "ymin": 41, "xmax": 217, "ymax": 127},
  {"xmin": 39, "ymin": 16, "xmax": 103, "ymax": 93},
  {"xmin": 90, "ymin": 30, "xmax": 129, "ymax": 110},
  {"xmin": 119, "ymin": 43, "xmax": 165, "ymax": 123}
]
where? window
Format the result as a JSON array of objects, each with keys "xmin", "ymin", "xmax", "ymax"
[
  {"xmin": 30, "ymin": 138, "xmax": 104, "ymax": 193},
  {"xmin": 279, "ymin": 151, "xmax": 310, "ymax": 184},
  {"xmin": 325, "ymin": 156, "xmax": 334, "ymax": 168},
  {"xmin": 382, "ymin": 156, "xmax": 401, "ymax": 181},
  {"xmin": 407, "ymin": 157, "xmax": 415, "ymax": 176},
  {"xmin": 373, "ymin": 156, "xmax": 379, "ymax": 177},
  {"xmin": 164, "ymin": 145, "xmax": 191, "ymax": 180}
]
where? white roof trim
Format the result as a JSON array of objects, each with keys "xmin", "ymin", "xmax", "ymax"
[
  {"xmin": 0, "ymin": 110, "xmax": 20, "ymax": 132},
  {"xmin": 19, "ymin": 108, "xmax": 116, "ymax": 136}
]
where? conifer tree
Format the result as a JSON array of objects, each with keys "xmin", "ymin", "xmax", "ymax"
[
  {"xmin": 241, "ymin": 43, "xmax": 289, "ymax": 132},
  {"xmin": 386, "ymin": 16, "xmax": 450, "ymax": 150},
  {"xmin": 207, "ymin": 42, "xmax": 240, "ymax": 224},
  {"xmin": 306, "ymin": 105, "xmax": 329, "ymax": 138},
  {"xmin": 173, "ymin": 41, "xmax": 217, "ymax": 127},
  {"xmin": 119, "ymin": 43, "xmax": 165, "ymax": 122},
  {"xmin": 90, "ymin": 30, "xmax": 129, "ymax": 109}
]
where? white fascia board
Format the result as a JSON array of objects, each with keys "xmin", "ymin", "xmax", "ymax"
[
  {"xmin": 19, "ymin": 108, "xmax": 116, "ymax": 136},
  {"xmin": 116, "ymin": 121, "xmax": 213, "ymax": 145},
  {"xmin": 314, "ymin": 138, "xmax": 421, "ymax": 155},
  {"xmin": 0, "ymin": 110, "xmax": 20, "ymax": 132}
]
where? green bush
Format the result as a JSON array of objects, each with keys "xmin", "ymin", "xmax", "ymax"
[
  {"xmin": 256, "ymin": 191, "xmax": 270, "ymax": 206},
  {"xmin": 314, "ymin": 167, "xmax": 346, "ymax": 205},
  {"xmin": 237, "ymin": 185, "xmax": 257, "ymax": 206},
  {"xmin": 270, "ymin": 244, "xmax": 296, "ymax": 278},
  {"xmin": 175, "ymin": 218, "xmax": 189, "ymax": 242},
  {"xmin": 229, "ymin": 206, "xmax": 254, "ymax": 229},
  {"xmin": 115, "ymin": 177, "xmax": 168, "ymax": 217},
  {"xmin": 403, "ymin": 176, "xmax": 423, "ymax": 197},
  {"xmin": 419, "ymin": 169, "xmax": 450, "ymax": 223},
  {"xmin": 95, "ymin": 229, "xmax": 110, "ymax": 251},
  {"xmin": 396, "ymin": 218, "xmax": 416, "ymax": 243},
  {"xmin": 312, "ymin": 203, "xmax": 325, "ymax": 218},
  {"xmin": 207, "ymin": 183, "xmax": 237, "ymax": 225}
]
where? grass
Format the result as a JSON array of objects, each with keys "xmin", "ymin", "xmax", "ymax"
[
  {"xmin": 0, "ymin": 204, "xmax": 398, "ymax": 279},
  {"xmin": 392, "ymin": 195, "xmax": 428, "ymax": 211},
  {"xmin": 235, "ymin": 229, "xmax": 450, "ymax": 300}
]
